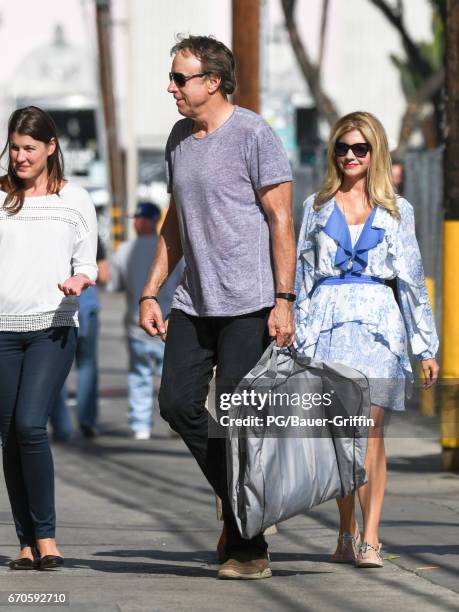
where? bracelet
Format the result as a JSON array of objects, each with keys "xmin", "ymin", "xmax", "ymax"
[
  {"xmin": 275, "ymin": 292, "xmax": 296, "ymax": 302},
  {"xmin": 138, "ymin": 295, "xmax": 159, "ymax": 305}
]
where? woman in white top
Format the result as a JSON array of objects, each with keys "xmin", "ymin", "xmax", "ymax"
[
  {"xmin": 0, "ymin": 106, "xmax": 98, "ymax": 570},
  {"xmin": 295, "ymin": 111, "xmax": 439, "ymax": 567}
]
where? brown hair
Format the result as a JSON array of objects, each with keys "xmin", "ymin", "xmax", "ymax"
[
  {"xmin": 171, "ymin": 35, "xmax": 236, "ymax": 95},
  {"xmin": 0, "ymin": 106, "xmax": 64, "ymax": 215}
]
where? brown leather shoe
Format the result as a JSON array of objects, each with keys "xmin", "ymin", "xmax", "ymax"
[{"xmin": 217, "ymin": 551, "xmax": 272, "ymax": 580}]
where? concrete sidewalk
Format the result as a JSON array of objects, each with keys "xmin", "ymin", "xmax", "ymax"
[{"xmin": 0, "ymin": 292, "xmax": 458, "ymax": 612}]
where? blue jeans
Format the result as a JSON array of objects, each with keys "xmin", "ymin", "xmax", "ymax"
[
  {"xmin": 50, "ymin": 386, "xmax": 73, "ymax": 440},
  {"xmin": 50, "ymin": 310, "xmax": 99, "ymax": 437},
  {"xmin": 0, "ymin": 327, "xmax": 77, "ymax": 546},
  {"xmin": 128, "ymin": 338, "xmax": 164, "ymax": 433}
]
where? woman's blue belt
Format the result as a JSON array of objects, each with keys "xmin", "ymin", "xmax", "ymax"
[{"xmin": 310, "ymin": 272, "xmax": 386, "ymax": 296}]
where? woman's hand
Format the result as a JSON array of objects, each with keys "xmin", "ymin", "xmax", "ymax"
[
  {"xmin": 421, "ymin": 358, "xmax": 439, "ymax": 388},
  {"xmin": 58, "ymin": 274, "xmax": 96, "ymax": 297}
]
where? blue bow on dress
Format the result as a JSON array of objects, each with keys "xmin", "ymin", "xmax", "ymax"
[{"xmin": 323, "ymin": 203, "xmax": 385, "ymax": 273}]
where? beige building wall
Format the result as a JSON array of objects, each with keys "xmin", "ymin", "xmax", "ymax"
[{"xmin": 127, "ymin": 0, "xmax": 231, "ymax": 149}]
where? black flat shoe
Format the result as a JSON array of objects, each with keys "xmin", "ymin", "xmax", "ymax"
[
  {"xmin": 39, "ymin": 555, "xmax": 64, "ymax": 570},
  {"xmin": 8, "ymin": 557, "xmax": 36, "ymax": 570},
  {"xmin": 9, "ymin": 545, "xmax": 40, "ymax": 570}
]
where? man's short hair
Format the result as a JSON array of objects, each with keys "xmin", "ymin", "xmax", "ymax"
[{"xmin": 171, "ymin": 35, "xmax": 236, "ymax": 95}]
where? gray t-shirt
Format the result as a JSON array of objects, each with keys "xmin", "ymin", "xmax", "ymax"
[
  {"xmin": 166, "ymin": 105, "xmax": 292, "ymax": 317},
  {"xmin": 108, "ymin": 235, "xmax": 184, "ymax": 343}
]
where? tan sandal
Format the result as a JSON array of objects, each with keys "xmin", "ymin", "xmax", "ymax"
[
  {"xmin": 330, "ymin": 529, "xmax": 361, "ymax": 563},
  {"xmin": 354, "ymin": 541, "xmax": 383, "ymax": 568}
]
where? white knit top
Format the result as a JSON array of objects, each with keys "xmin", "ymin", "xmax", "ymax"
[{"xmin": 0, "ymin": 182, "xmax": 98, "ymax": 332}]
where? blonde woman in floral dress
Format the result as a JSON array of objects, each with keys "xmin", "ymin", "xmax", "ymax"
[{"xmin": 295, "ymin": 111, "xmax": 439, "ymax": 568}]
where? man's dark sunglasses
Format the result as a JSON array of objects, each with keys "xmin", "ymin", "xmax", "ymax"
[
  {"xmin": 169, "ymin": 71, "xmax": 210, "ymax": 87},
  {"xmin": 334, "ymin": 142, "xmax": 370, "ymax": 158}
]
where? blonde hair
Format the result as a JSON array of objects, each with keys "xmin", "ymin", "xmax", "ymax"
[{"xmin": 314, "ymin": 111, "xmax": 399, "ymax": 218}]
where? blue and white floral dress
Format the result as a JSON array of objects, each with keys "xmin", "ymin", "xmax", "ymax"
[{"xmin": 294, "ymin": 194, "xmax": 439, "ymax": 410}]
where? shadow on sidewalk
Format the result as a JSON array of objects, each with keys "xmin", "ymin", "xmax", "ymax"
[
  {"xmin": 55, "ymin": 438, "xmax": 190, "ymax": 459},
  {"xmin": 94, "ymin": 548, "xmax": 215, "ymax": 562},
  {"xmin": 269, "ymin": 551, "xmax": 332, "ymax": 563},
  {"xmin": 59, "ymin": 557, "xmax": 216, "ymax": 576},
  {"xmin": 382, "ymin": 519, "xmax": 459, "ymax": 528},
  {"xmin": 61, "ymin": 553, "xmax": 322, "ymax": 577},
  {"xmin": 94, "ymin": 548, "xmax": 333, "ymax": 569},
  {"xmin": 387, "ymin": 453, "xmax": 442, "ymax": 473},
  {"xmin": 384, "ymin": 544, "xmax": 459, "ymax": 557}
]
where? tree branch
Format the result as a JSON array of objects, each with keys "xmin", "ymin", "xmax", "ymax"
[
  {"xmin": 395, "ymin": 68, "xmax": 445, "ymax": 155},
  {"xmin": 318, "ymin": 0, "xmax": 330, "ymax": 72},
  {"xmin": 281, "ymin": 0, "xmax": 339, "ymax": 126},
  {"xmin": 369, "ymin": 0, "xmax": 433, "ymax": 78}
]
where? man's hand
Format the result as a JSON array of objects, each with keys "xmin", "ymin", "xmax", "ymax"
[
  {"xmin": 139, "ymin": 298, "xmax": 167, "ymax": 341},
  {"xmin": 268, "ymin": 300, "xmax": 295, "ymax": 347},
  {"xmin": 58, "ymin": 274, "xmax": 96, "ymax": 296},
  {"xmin": 421, "ymin": 358, "xmax": 439, "ymax": 388}
]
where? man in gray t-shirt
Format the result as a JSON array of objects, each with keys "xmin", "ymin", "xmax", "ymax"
[
  {"xmin": 140, "ymin": 35, "xmax": 296, "ymax": 580},
  {"xmin": 166, "ymin": 105, "xmax": 292, "ymax": 316}
]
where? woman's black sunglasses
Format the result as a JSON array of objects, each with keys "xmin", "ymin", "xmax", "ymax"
[
  {"xmin": 334, "ymin": 142, "xmax": 370, "ymax": 158},
  {"xmin": 169, "ymin": 71, "xmax": 210, "ymax": 87}
]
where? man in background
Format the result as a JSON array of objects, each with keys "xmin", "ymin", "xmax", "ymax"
[
  {"xmin": 391, "ymin": 154, "xmax": 405, "ymax": 195},
  {"xmin": 109, "ymin": 202, "xmax": 183, "ymax": 440}
]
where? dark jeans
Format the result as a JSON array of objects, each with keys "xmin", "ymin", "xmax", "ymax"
[
  {"xmin": 50, "ymin": 310, "xmax": 99, "ymax": 437},
  {"xmin": 159, "ymin": 307, "xmax": 270, "ymax": 555},
  {"xmin": 0, "ymin": 327, "xmax": 77, "ymax": 547}
]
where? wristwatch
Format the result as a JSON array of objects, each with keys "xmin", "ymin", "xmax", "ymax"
[
  {"xmin": 138, "ymin": 295, "xmax": 159, "ymax": 305},
  {"xmin": 275, "ymin": 292, "xmax": 296, "ymax": 302}
]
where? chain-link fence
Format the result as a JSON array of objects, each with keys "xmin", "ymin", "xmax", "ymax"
[{"xmin": 403, "ymin": 148, "xmax": 443, "ymax": 333}]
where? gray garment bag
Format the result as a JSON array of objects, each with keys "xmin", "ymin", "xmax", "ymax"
[{"xmin": 225, "ymin": 342, "xmax": 371, "ymax": 539}]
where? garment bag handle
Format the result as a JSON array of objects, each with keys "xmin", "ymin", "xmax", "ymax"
[
  {"xmin": 265, "ymin": 339, "xmax": 279, "ymax": 378},
  {"xmin": 288, "ymin": 345, "xmax": 312, "ymax": 368}
]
